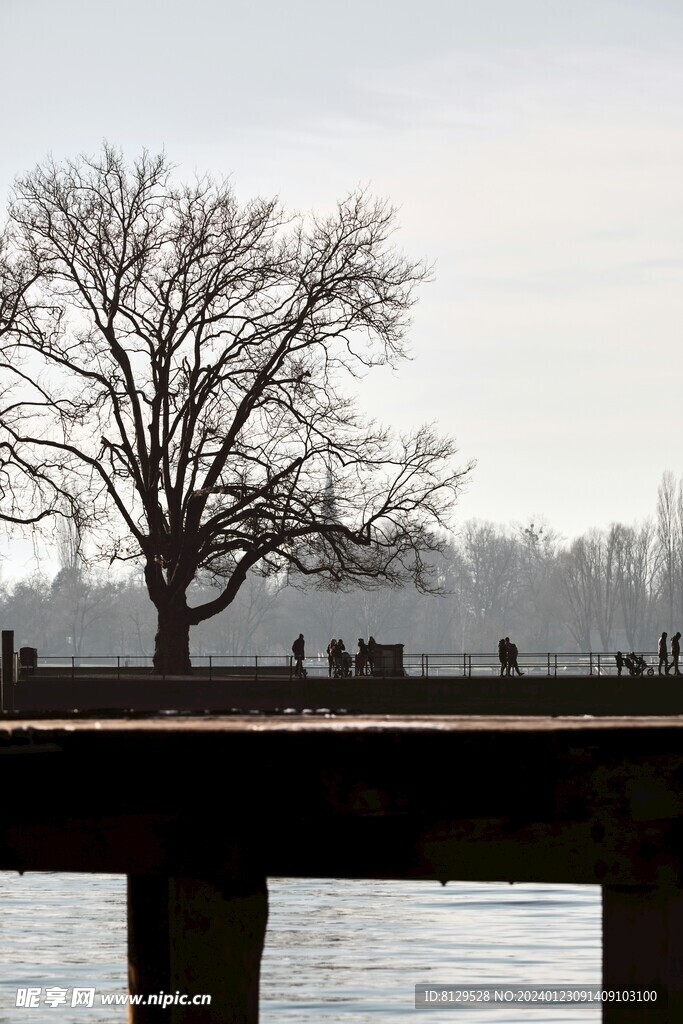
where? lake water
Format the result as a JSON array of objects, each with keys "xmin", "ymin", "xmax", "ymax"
[{"xmin": 0, "ymin": 874, "xmax": 601, "ymax": 1023}]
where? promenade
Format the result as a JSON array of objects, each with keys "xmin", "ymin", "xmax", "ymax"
[{"xmin": 7, "ymin": 671, "xmax": 683, "ymax": 716}]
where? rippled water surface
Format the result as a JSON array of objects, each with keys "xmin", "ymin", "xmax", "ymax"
[{"xmin": 0, "ymin": 874, "xmax": 601, "ymax": 1022}]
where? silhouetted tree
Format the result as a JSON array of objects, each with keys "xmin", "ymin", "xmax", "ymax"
[
  {"xmin": 591, "ymin": 526, "xmax": 620, "ymax": 650},
  {"xmin": 561, "ymin": 528, "xmax": 620, "ymax": 650},
  {"xmin": 516, "ymin": 520, "xmax": 561, "ymax": 649},
  {"xmin": 656, "ymin": 471, "xmax": 678, "ymax": 627},
  {"xmin": 0, "ymin": 235, "xmax": 76, "ymax": 528},
  {"xmin": 614, "ymin": 520, "xmax": 660, "ymax": 650},
  {"xmin": 459, "ymin": 521, "xmax": 518, "ymax": 646},
  {"xmin": 0, "ymin": 146, "xmax": 471, "ymax": 673},
  {"xmin": 560, "ymin": 538, "xmax": 594, "ymax": 650}
]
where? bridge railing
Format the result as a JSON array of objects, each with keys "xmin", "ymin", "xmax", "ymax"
[
  {"xmin": 418, "ymin": 651, "xmax": 635, "ymax": 677},
  {"xmin": 15, "ymin": 650, "xmax": 665, "ymax": 680}
]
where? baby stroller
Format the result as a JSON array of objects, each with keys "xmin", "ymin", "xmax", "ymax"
[
  {"xmin": 334, "ymin": 648, "xmax": 353, "ymax": 678},
  {"xmin": 624, "ymin": 652, "xmax": 655, "ymax": 677}
]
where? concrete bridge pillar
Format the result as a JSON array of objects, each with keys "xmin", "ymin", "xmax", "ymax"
[
  {"xmin": 128, "ymin": 874, "xmax": 268, "ymax": 1023},
  {"xmin": 603, "ymin": 885, "xmax": 683, "ymax": 1021}
]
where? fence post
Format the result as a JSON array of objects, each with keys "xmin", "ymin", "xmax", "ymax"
[
  {"xmin": 547, "ymin": 652, "xmax": 550, "ymax": 676},
  {"xmin": 463, "ymin": 652, "xmax": 466, "ymax": 678},
  {"xmin": 117, "ymin": 655, "xmax": 120, "ymax": 680},
  {"xmin": 468, "ymin": 654, "xmax": 472, "ymax": 678},
  {"xmin": 589, "ymin": 652, "xmax": 593, "ymax": 676},
  {"xmin": 72, "ymin": 656, "xmax": 75, "ymax": 680},
  {"xmin": 554, "ymin": 654, "xmax": 558, "ymax": 677},
  {"xmin": 597, "ymin": 653, "xmax": 601, "ymax": 676}
]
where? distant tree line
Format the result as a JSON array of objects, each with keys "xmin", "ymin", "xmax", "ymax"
[{"xmin": 3, "ymin": 472, "xmax": 683, "ymax": 659}]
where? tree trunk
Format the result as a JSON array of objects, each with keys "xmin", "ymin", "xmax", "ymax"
[{"xmin": 153, "ymin": 599, "xmax": 192, "ymax": 675}]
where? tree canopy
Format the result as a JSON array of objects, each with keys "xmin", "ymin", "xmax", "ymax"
[{"xmin": 0, "ymin": 146, "xmax": 471, "ymax": 672}]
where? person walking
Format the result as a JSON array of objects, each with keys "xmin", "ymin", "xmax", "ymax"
[
  {"xmin": 497, "ymin": 638, "xmax": 507, "ymax": 677},
  {"xmin": 508, "ymin": 639, "xmax": 524, "ymax": 677},
  {"xmin": 658, "ymin": 631, "xmax": 671, "ymax": 675},
  {"xmin": 335, "ymin": 638, "xmax": 347, "ymax": 677},
  {"xmin": 672, "ymin": 632, "xmax": 682, "ymax": 676},
  {"xmin": 355, "ymin": 638, "xmax": 368, "ymax": 676},
  {"xmin": 615, "ymin": 651, "xmax": 624, "ymax": 677},
  {"xmin": 292, "ymin": 632, "xmax": 306, "ymax": 678},
  {"xmin": 367, "ymin": 636, "xmax": 377, "ymax": 676},
  {"xmin": 326, "ymin": 639, "xmax": 337, "ymax": 678}
]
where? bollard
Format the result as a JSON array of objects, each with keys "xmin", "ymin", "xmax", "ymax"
[{"xmin": 1, "ymin": 630, "xmax": 14, "ymax": 713}]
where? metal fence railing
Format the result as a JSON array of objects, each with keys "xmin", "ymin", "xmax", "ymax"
[
  {"xmin": 417, "ymin": 652, "xmax": 662, "ymax": 678},
  {"xmin": 22, "ymin": 654, "xmax": 295, "ymax": 681},
  {"xmin": 10, "ymin": 651, "xmax": 668, "ymax": 680}
]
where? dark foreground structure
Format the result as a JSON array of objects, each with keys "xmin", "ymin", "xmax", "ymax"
[
  {"xmin": 1, "ymin": 715, "xmax": 682, "ymax": 1022},
  {"xmin": 7, "ymin": 671, "xmax": 683, "ymax": 716}
]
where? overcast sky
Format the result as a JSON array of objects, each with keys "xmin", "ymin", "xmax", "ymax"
[{"xmin": 1, "ymin": 0, "xmax": 682, "ymax": 573}]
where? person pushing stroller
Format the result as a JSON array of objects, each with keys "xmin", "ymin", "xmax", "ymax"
[{"xmin": 623, "ymin": 651, "xmax": 654, "ymax": 677}]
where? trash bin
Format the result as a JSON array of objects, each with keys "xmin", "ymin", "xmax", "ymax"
[
  {"xmin": 371, "ymin": 643, "xmax": 405, "ymax": 677},
  {"xmin": 19, "ymin": 647, "xmax": 37, "ymax": 673}
]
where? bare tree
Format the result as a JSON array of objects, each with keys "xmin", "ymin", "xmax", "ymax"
[
  {"xmin": 192, "ymin": 573, "xmax": 284, "ymax": 657},
  {"xmin": 561, "ymin": 528, "xmax": 620, "ymax": 650},
  {"xmin": 55, "ymin": 510, "xmax": 84, "ymax": 572},
  {"xmin": 0, "ymin": 233, "xmax": 74, "ymax": 527},
  {"xmin": 0, "ymin": 146, "xmax": 471, "ymax": 673},
  {"xmin": 50, "ymin": 569, "xmax": 121, "ymax": 658},
  {"xmin": 656, "ymin": 471, "xmax": 678, "ymax": 627},
  {"xmin": 515, "ymin": 520, "xmax": 561, "ymax": 649},
  {"xmin": 654, "ymin": 472, "xmax": 683, "ymax": 631},
  {"xmin": 614, "ymin": 520, "xmax": 661, "ymax": 650},
  {"xmin": 459, "ymin": 521, "xmax": 518, "ymax": 646},
  {"xmin": 591, "ymin": 526, "xmax": 620, "ymax": 650},
  {"xmin": 560, "ymin": 537, "xmax": 594, "ymax": 650}
]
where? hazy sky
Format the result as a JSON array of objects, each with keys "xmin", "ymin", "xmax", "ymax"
[{"xmin": 1, "ymin": 0, "xmax": 682, "ymax": 571}]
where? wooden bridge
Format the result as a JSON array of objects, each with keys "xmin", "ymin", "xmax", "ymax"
[{"xmin": 1, "ymin": 713, "xmax": 682, "ymax": 1022}]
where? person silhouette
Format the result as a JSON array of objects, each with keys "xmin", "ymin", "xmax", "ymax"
[
  {"xmin": 672, "ymin": 632, "xmax": 681, "ymax": 676},
  {"xmin": 327, "ymin": 639, "xmax": 337, "ymax": 678},
  {"xmin": 497, "ymin": 638, "xmax": 507, "ymax": 677},
  {"xmin": 367, "ymin": 636, "xmax": 377, "ymax": 675},
  {"xmin": 508, "ymin": 639, "xmax": 524, "ymax": 677},
  {"xmin": 355, "ymin": 638, "xmax": 368, "ymax": 676},
  {"xmin": 658, "ymin": 631, "xmax": 671, "ymax": 675},
  {"xmin": 292, "ymin": 632, "xmax": 306, "ymax": 678}
]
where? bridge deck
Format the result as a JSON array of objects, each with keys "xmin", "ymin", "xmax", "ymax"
[
  {"xmin": 2, "ymin": 714, "xmax": 682, "ymax": 1021},
  {"xmin": 8, "ymin": 673, "xmax": 683, "ymax": 715},
  {"xmin": 0, "ymin": 713, "xmax": 680, "ymax": 882}
]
